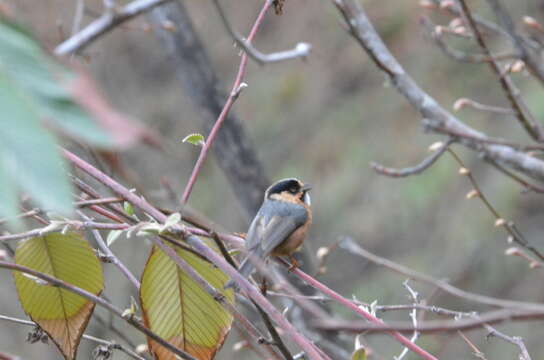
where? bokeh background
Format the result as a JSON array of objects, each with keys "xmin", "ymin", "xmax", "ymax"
[{"xmin": 2, "ymin": 0, "xmax": 544, "ymax": 358}]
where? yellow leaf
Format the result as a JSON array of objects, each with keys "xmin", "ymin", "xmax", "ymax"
[
  {"xmin": 13, "ymin": 232, "xmax": 104, "ymax": 359},
  {"xmin": 140, "ymin": 244, "xmax": 234, "ymax": 360}
]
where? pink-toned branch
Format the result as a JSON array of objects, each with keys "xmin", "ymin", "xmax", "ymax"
[{"xmin": 180, "ymin": 0, "xmax": 272, "ymax": 205}]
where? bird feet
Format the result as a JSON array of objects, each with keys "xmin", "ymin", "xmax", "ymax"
[{"xmin": 288, "ymin": 256, "xmax": 300, "ymax": 272}]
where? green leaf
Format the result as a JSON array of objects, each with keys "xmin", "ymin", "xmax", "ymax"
[
  {"xmin": 161, "ymin": 212, "xmax": 181, "ymax": 233},
  {"xmin": 352, "ymin": 348, "xmax": 366, "ymax": 360},
  {"xmin": 13, "ymin": 232, "xmax": 104, "ymax": 360},
  {"xmin": 0, "ymin": 153, "xmax": 21, "ymax": 229},
  {"xmin": 106, "ymin": 230, "xmax": 123, "ymax": 247},
  {"xmin": 140, "ymin": 244, "xmax": 234, "ymax": 359},
  {"xmin": 0, "ymin": 21, "xmax": 111, "ymax": 147},
  {"xmin": 123, "ymin": 201, "xmax": 134, "ymax": 216},
  {"xmin": 0, "ymin": 72, "xmax": 73, "ymax": 217},
  {"xmin": 182, "ymin": 133, "xmax": 205, "ymax": 146}
]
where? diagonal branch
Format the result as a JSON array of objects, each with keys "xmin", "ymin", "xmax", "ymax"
[
  {"xmin": 457, "ymin": 0, "xmax": 543, "ymax": 141},
  {"xmin": 179, "ymin": 0, "xmax": 272, "ymax": 205},
  {"xmin": 332, "ymin": 0, "xmax": 544, "ymax": 184},
  {"xmin": 55, "ymin": 0, "xmax": 173, "ymax": 55}
]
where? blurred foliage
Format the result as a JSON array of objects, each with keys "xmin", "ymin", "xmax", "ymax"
[{"xmin": 0, "ymin": 20, "xmax": 111, "ymax": 227}]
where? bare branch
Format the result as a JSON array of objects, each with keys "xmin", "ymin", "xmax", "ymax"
[
  {"xmin": 371, "ymin": 138, "xmax": 454, "ymax": 177},
  {"xmin": 457, "ymin": 0, "xmax": 542, "ymax": 141},
  {"xmin": 78, "ymin": 211, "xmax": 141, "ymax": 289},
  {"xmin": 484, "ymin": 325, "xmax": 532, "ymax": 360},
  {"xmin": 486, "ymin": 0, "xmax": 544, "ymax": 85},
  {"xmin": 55, "ymin": 0, "xmax": 173, "ymax": 55},
  {"xmin": 340, "ymin": 238, "xmax": 544, "ymax": 312},
  {"xmin": 213, "ymin": 0, "xmax": 311, "ymax": 65},
  {"xmin": 421, "ymin": 17, "xmax": 517, "ymax": 64},
  {"xmin": 180, "ymin": 0, "xmax": 272, "ymax": 205},
  {"xmin": 313, "ymin": 308, "xmax": 544, "ymax": 333},
  {"xmin": 333, "ymin": 0, "xmax": 544, "ymax": 184}
]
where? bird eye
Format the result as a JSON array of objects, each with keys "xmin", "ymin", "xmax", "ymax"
[{"xmin": 289, "ymin": 187, "xmax": 298, "ymax": 194}]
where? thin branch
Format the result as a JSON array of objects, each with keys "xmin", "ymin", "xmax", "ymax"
[
  {"xmin": 457, "ymin": 0, "xmax": 542, "ymax": 141},
  {"xmin": 180, "ymin": 0, "xmax": 272, "ymax": 205},
  {"xmin": 0, "ymin": 315, "xmax": 146, "ymax": 360},
  {"xmin": 484, "ymin": 324, "xmax": 532, "ymax": 360},
  {"xmin": 486, "ymin": 159, "xmax": 544, "ymax": 193},
  {"xmin": 486, "ymin": 0, "xmax": 544, "ymax": 85},
  {"xmin": 371, "ymin": 138, "xmax": 454, "ymax": 177},
  {"xmin": 313, "ymin": 308, "xmax": 544, "ymax": 333},
  {"xmin": 78, "ymin": 211, "xmax": 141, "ymax": 289},
  {"xmin": 55, "ymin": 0, "xmax": 172, "ymax": 55},
  {"xmin": 340, "ymin": 238, "xmax": 544, "ymax": 312},
  {"xmin": 458, "ymin": 330, "xmax": 488, "ymax": 360},
  {"xmin": 452, "ymin": 97, "xmax": 515, "ymax": 115},
  {"xmin": 333, "ymin": 0, "xmax": 544, "ymax": 183},
  {"xmin": 421, "ymin": 16, "xmax": 517, "ymax": 64},
  {"xmin": 212, "ymin": 0, "xmax": 311, "ymax": 65},
  {"xmin": 394, "ymin": 280, "xmax": 420, "ymax": 360},
  {"xmin": 281, "ymin": 260, "xmax": 438, "ymax": 360},
  {"xmin": 448, "ymin": 149, "xmax": 544, "ymax": 262},
  {"xmin": 0, "ymin": 261, "xmax": 195, "ymax": 360}
]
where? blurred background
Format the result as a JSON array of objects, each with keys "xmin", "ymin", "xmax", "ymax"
[{"xmin": 2, "ymin": 0, "xmax": 544, "ymax": 358}]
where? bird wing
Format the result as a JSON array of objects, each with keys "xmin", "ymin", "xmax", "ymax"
[{"xmin": 245, "ymin": 200, "xmax": 308, "ymax": 258}]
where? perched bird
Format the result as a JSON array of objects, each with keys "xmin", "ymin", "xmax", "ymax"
[{"xmin": 225, "ymin": 178, "xmax": 312, "ymax": 290}]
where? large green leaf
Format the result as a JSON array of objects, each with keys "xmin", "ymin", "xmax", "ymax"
[
  {"xmin": 13, "ymin": 232, "xmax": 104, "ymax": 359},
  {"xmin": 140, "ymin": 244, "xmax": 234, "ymax": 360},
  {"xmin": 0, "ymin": 73, "xmax": 73, "ymax": 220},
  {"xmin": 0, "ymin": 21, "xmax": 111, "ymax": 147}
]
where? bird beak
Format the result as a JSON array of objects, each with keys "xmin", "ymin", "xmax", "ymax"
[{"xmin": 301, "ymin": 184, "xmax": 312, "ymax": 192}]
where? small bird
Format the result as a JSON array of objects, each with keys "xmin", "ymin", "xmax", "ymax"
[{"xmin": 225, "ymin": 178, "xmax": 312, "ymax": 290}]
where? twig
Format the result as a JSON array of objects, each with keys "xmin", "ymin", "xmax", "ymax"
[
  {"xmin": 77, "ymin": 211, "xmax": 141, "ymax": 289},
  {"xmin": 458, "ymin": 330, "xmax": 488, "ymax": 360},
  {"xmin": 258, "ymin": 284, "xmax": 294, "ymax": 360},
  {"xmin": 212, "ymin": 0, "xmax": 311, "ymax": 65},
  {"xmin": 421, "ymin": 16, "xmax": 517, "ymax": 64},
  {"xmin": 278, "ymin": 262, "xmax": 438, "ymax": 360},
  {"xmin": 486, "ymin": 0, "xmax": 544, "ymax": 85},
  {"xmin": 0, "ymin": 315, "xmax": 146, "ymax": 360},
  {"xmin": 394, "ymin": 280, "xmax": 420, "ymax": 360},
  {"xmin": 340, "ymin": 238, "xmax": 544, "ymax": 312},
  {"xmin": 55, "ymin": 0, "xmax": 173, "ymax": 55},
  {"xmin": 333, "ymin": 0, "xmax": 544, "ymax": 183},
  {"xmin": 452, "ymin": 97, "xmax": 515, "ymax": 115},
  {"xmin": 486, "ymin": 160, "xmax": 544, "ymax": 193},
  {"xmin": 313, "ymin": 307, "xmax": 544, "ymax": 333},
  {"xmin": 484, "ymin": 324, "xmax": 532, "ymax": 360},
  {"xmin": 180, "ymin": 0, "xmax": 272, "ymax": 205},
  {"xmin": 457, "ymin": 0, "xmax": 542, "ymax": 141},
  {"xmin": 0, "ymin": 261, "xmax": 196, "ymax": 360},
  {"xmin": 210, "ymin": 232, "xmax": 291, "ymax": 360},
  {"xmin": 371, "ymin": 138, "xmax": 453, "ymax": 177},
  {"xmin": 448, "ymin": 149, "xmax": 544, "ymax": 262},
  {"xmin": 71, "ymin": 0, "xmax": 86, "ymax": 36}
]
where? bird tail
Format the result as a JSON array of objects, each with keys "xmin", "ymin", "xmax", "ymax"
[{"xmin": 224, "ymin": 257, "xmax": 256, "ymax": 290}]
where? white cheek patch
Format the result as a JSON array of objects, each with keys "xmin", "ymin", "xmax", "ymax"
[{"xmin": 303, "ymin": 193, "xmax": 311, "ymax": 206}]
